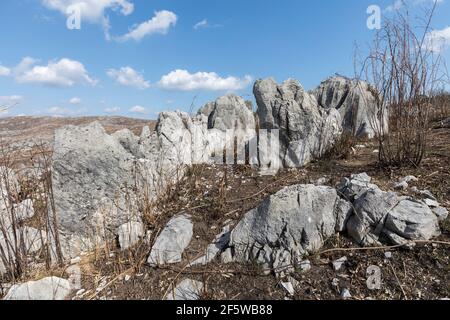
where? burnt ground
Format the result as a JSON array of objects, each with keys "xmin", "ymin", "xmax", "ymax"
[{"xmin": 65, "ymin": 123, "xmax": 449, "ymax": 301}]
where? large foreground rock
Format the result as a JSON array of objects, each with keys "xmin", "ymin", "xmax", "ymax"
[
  {"xmin": 229, "ymin": 185, "xmax": 340, "ymax": 271},
  {"xmin": 313, "ymin": 76, "xmax": 387, "ymax": 138},
  {"xmin": 4, "ymin": 277, "xmax": 71, "ymax": 300},
  {"xmin": 148, "ymin": 214, "xmax": 193, "ymax": 266},
  {"xmin": 254, "ymin": 78, "xmax": 342, "ymax": 168},
  {"xmin": 348, "ymin": 188, "xmax": 441, "ymax": 245}
]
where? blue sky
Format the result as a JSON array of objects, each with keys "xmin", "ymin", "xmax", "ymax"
[{"xmin": 0, "ymin": 0, "xmax": 449, "ymax": 119}]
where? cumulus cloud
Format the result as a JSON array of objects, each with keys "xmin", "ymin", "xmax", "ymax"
[
  {"xmin": 129, "ymin": 105, "xmax": 146, "ymax": 114},
  {"xmin": 0, "ymin": 95, "xmax": 23, "ymax": 109},
  {"xmin": 69, "ymin": 97, "xmax": 81, "ymax": 104},
  {"xmin": 425, "ymin": 26, "xmax": 450, "ymax": 53},
  {"xmin": 158, "ymin": 69, "xmax": 252, "ymax": 91},
  {"xmin": 41, "ymin": 0, "xmax": 133, "ymax": 23},
  {"xmin": 117, "ymin": 10, "xmax": 177, "ymax": 42},
  {"xmin": 0, "ymin": 65, "xmax": 10, "ymax": 76},
  {"xmin": 107, "ymin": 66, "xmax": 150, "ymax": 89},
  {"xmin": 13, "ymin": 57, "xmax": 97, "ymax": 87}
]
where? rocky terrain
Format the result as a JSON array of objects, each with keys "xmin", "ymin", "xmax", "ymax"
[{"xmin": 0, "ymin": 75, "xmax": 448, "ymax": 300}]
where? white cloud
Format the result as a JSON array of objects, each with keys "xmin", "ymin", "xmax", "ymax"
[
  {"xmin": 69, "ymin": 97, "xmax": 81, "ymax": 104},
  {"xmin": 107, "ymin": 66, "xmax": 150, "ymax": 89},
  {"xmin": 385, "ymin": 0, "xmax": 443, "ymax": 12},
  {"xmin": 194, "ymin": 19, "xmax": 208, "ymax": 30},
  {"xmin": 129, "ymin": 105, "xmax": 146, "ymax": 114},
  {"xmin": 47, "ymin": 105, "xmax": 85, "ymax": 116},
  {"xmin": 158, "ymin": 69, "xmax": 252, "ymax": 91},
  {"xmin": 0, "ymin": 95, "xmax": 23, "ymax": 107},
  {"xmin": 117, "ymin": 10, "xmax": 177, "ymax": 42},
  {"xmin": 105, "ymin": 106, "xmax": 120, "ymax": 113},
  {"xmin": 41, "ymin": 0, "xmax": 133, "ymax": 23},
  {"xmin": 0, "ymin": 65, "xmax": 10, "ymax": 76},
  {"xmin": 425, "ymin": 26, "xmax": 450, "ymax": 52},
  {"xmin": 14, "ymin": 57, "xmax": 97, "ymax": 87}
]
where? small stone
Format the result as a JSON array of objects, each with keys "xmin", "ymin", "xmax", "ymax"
[
  {"xmin": 400, "ymin": 175, "xmax": 418, "ymax": 184},
  {"xmin": 341, "ymin": 288, "xmax": 352, "ymax": 299},
  {"xmin": 331, "ymin": 278, "xmax": 340, "ymax": 289},
  {"xmin": 332, "ymin": 256, "xmax": 347, "ymax": 271},
  {"xmin": 280, "ymin": 282, "xmax": 295, "ymax": 296},
  {"xmin": 70, "ymin": 257, "xmax": 81, "ymax": 265},
  {"xmin": 166, "ymin": 279, "xmax": 204, "ymax": 301},
  {"xmin": 394, "ymin": 181, "xmax": 408, "ymax": 190},
  {"xmin": 76, "ymin": 289, "xmax": 86, "ymax": 296},
  {"xmin": 124, "ymin": 275, "xmax": 131, "ymax": 282},
  {"xmin": 384, "ymin": 251, "xmax": 392, "ymax": 259},
  {"xmin": 297, "ymin": 260, "xmax": 311, "ymax": 273}
]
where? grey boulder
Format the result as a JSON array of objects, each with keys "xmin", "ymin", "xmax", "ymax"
[
  {"xmin": 166, "ymin": 279, "xmax": 204, "ymax": 300},
  {"xmin": 229, "ymin": 184, "xmax": 339, "ymax": 272},
  {"xmin": 313, "ymin": 76, "xmax": 387, "ymax": 138},
  {"xmin": 254, "ymin": 78, "xmax": 342, "ymax": 168},
  {"xmin": 148, "ymin": 214, "xmax": 193, "ymax": 266}
]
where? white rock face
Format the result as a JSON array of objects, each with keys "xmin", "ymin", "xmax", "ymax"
[
  {"xmin": 229, "ymin": 185, "xmax": 339, "ymax": 272},
  {"xmin": 148, "ymin": 214, "xmax": 193, "ymax": 266},
  {"xmin": 313, "ymin": 76, "xmax": 387, "ymax": 138},
  {"xmin": 118, "ymin": 221, "xmax": 145, "ymax": 250},
  {"xmin": 166, "ymin": 279, "xmax": 204, "ymax": 300},
  {"xmin": 4, "ymin": 276, "xmax": 71, "ymax": 300},
  {"xmin": 254, "ymin": 78, "xmax": 342, "ymax": 168},
  {"xmin": 202, "ymin": 94, "xmax": 255, "ymax": 132}
]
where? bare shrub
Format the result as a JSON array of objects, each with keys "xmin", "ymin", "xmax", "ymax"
[
  {"xmin": 361, "ymin": 3, "xmax": 448, "ymax": 167},
  {"xmin": 0, "ymin": 141, "xmax": 63, "ymax": 282}
]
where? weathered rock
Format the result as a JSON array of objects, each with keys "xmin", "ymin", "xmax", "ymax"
[
  {"xmin": 52, "ymin": 121, "xmax": 137, "ymax": 255},
  {"xmin": 335, "ymin": 199, "xmax": 353, "ymax": 232},
  {"xmin": 254, "ymin": 78, "xmax": 342, "ymax": 168},
  {"xmin": 332, "ymin": 256, "xmax": 347, "ymax": 271},
  {"xmin": 280, "ymin": 281, "xmax": 295, "ymax": 296},
  {"xmin": 347, "ymin": 188, "xmax": 441, "ymax": 245},
  {"xmin": 4, "ymin": 276, "xmax": 71, "ymax": 300},
  {"xmin": 229, "ymin": 185, "xmax": 339, "ymax": 271},
  {"xmin": 336, "ymin": 172, "xmax": 379, "ymax": 202},
  {"xmin": 117, "ymin": 221, "xmax": 145, "ymax": 250},
  {"xmin": 148, "ymin": 214, "xmax": 193, "ymax": 266},
  {"xmin": 166, "ymin": 279, "xmax": 204, "ymax": 300},
  {"xmin": 341, "ymin": 288, "xmax": 352, "ymax": 299},
  {"xmin": 313, "ymin": 76, "xmax": 387, "ymax": 138},
  {"xmin": 51, "ymin": 112, "xmax": 208, "ymax": 259},
  {"xmin": 201, "ymin": 94, "xmax": 255, "ymax": 132},
  {"xmin": 432, "ymin": 206, "xmax": 448, "ymax": 222}
]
